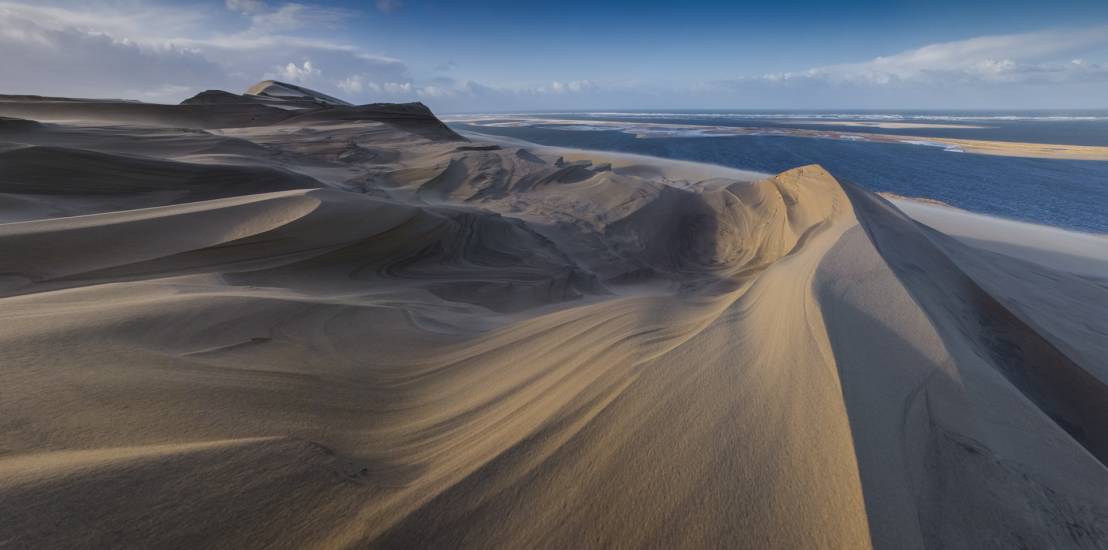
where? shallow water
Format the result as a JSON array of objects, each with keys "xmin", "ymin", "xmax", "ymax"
[
  {"xmin": 449, "ymin": 120, "xmax": 1108, "ymax": 234},
  {"xmin": 459, "ymin": 110, "xmax": 1108, "ymax": 146}
]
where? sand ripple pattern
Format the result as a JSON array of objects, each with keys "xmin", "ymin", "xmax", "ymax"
[{"xmin": 1, "ymin": 91, "xmax": 1106, "ymax": 549}]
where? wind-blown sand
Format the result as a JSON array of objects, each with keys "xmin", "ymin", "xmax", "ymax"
[
  {"xmin": 1, "ymin": 84, "xmax": 1107, "ymax": 549},
  {"xmin": 884, "ymin": 194, "xmax": 1108, "ymax": 280}
]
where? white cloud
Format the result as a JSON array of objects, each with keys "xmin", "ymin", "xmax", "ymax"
[
  {"xmin": 334, "ymin": 75, "xmax": 387, "ymax": 94},
  {"xmin": 416, "ymin": 85, "xmax": 448, "ymax": 98},
  {"xmin": 0, "ymin": 4, "xmax": 224, "ymax": 100},
  {"xmin": 334, "ymin": 75, "xmax": 422, "ymax": 99},
  {"xmin": 539, "ymin": 80, "xmax": 596, "ymax": 94},
  {"xmin": 336, "ymin": 75, "xmax": 366, "ymax": 94},
  {"xmin": 0, "ymin": 0, "xmax": 408, "ymax": 103},
  {"xmin": 2, "ymin": 1, "xmax": 1106, "ymax": 110},
  {"xmin": 383, "ymin": 82, "xmax": 412, "ymax": 93},
  {"xmin": 270, "ymin": 60, "xmax": 319, "ymax": 83},
  {"xmin": 753, "ymin": 26, "xmax": 1108, "ymax": 86},
  {"xmin": 0, "ymin": 2, "xmax": 206, "ymax": 42}
]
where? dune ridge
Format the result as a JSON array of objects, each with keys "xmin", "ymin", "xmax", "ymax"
[{"xmin": 1, "ymin": 84, "xmax": 1106, "ymax": 549}]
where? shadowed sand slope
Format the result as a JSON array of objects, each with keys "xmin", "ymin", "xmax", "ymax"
[{"xmin": 1, "ymin": 84, "xmax": 1106, "ymax": 549}]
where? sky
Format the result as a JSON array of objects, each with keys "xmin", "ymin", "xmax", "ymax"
[{"xmin": 2, "ymin": 0, "xmax": 1108, "ymax": 111}]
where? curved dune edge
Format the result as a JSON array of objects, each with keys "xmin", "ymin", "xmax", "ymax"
[{"xmin": 1, "ymin": 90, "xmax": 1107, "ymax": 549}]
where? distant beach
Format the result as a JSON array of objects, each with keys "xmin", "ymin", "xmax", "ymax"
[{"xmin": 447, "ymin": 111, "xmax": 1108, "ymax": 233}]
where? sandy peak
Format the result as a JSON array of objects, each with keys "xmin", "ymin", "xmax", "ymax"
[{"xmin": 243, "ymin": 80, "xmax": 352, "ymax": 107}]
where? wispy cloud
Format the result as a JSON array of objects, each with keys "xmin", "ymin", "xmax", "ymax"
[
  {"xmin": 539, "ymin": 80, "xmax": 597, "ymax": 94},
  {"xmin": 1, "ymin": 1, "xmax": 1106, "ymax": 110},
  {"xmin": 242, "ymin": 2, "xmax": 350, "ymax": 33},
  {"xmin": 225, "ymin": 0, "xmax": 265, "ymax": 14},
  {"xmin": 0, "ymin": 2, "xmax": 221, "ymax": 100},
  {"xmin": 751, "ymin": 26, "xmax": 1108, "ymax": 86},
  {"xmin": 0, "ymin": 0, "xmax": 404, "ymax": 102},
  {"xmin": 375, "ymin": 0, "xmax": 401, "ymax": 14}
]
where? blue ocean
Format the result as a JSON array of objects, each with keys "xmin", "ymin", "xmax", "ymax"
[{"xmin": 447, "ymin": 111, "xmax": 1108, "ymax": 234}]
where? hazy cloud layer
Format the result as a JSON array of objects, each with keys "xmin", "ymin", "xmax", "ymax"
[
  {"xmin": 693, "ymin": 26, "xmax": 1108, "ymax": 109},
  {"xmin": 1, "ymin": 1, "xmax": 1106, "ymax": 109},
  {"xmin": 0, "ymin": 1, "xmax": 406, "ymax": 102},
  {"xmin": 754, "ymin": 26, "xmax": 1108, "ymax": 86}
]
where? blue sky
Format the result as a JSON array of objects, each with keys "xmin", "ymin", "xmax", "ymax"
[{"xmin": 2, "ymin": 0, "xmax": 1108, "ymax": 110}]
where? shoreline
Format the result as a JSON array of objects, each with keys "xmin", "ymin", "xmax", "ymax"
[
  {"xmin": 447, "ymin": 115, "xmax": 1108, "ymax": 161},
  {"xmin": 458, "ymin": 129, "xmax": 770, "ymax": 184},
  {"xmin": 468, "ymin": 129, "xmax": 1108, "ymax": 279},
  {"xmin": 886, "ymin": 195, "xmax": 1108, "ymax": 279},
  {"xmin": 466, "ymin": 129, "xmax": 1108, "ymax": 253}
]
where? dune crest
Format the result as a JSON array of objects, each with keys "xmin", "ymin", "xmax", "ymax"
[
  {"xmin": 244, "ymin": 80, "xmax": 354, "ymax": 107},
  {"xmin": 1, "ymin": 84, "xmax": 1106, "ymax": 549}
]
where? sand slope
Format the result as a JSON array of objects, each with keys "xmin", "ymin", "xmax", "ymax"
[{"xmin": 1, "ymin": 84, "xmax": 1106, "ymax": 549}]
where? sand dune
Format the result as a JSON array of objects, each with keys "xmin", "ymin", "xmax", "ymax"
[{"xmin": 1, "ymin": 83, "xmax": 1106, "ymax": 549}]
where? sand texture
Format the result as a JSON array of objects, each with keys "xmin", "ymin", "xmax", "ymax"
[{"xmin": 1, "ymin": 85, "xmax": 1107, "ymax": 549}]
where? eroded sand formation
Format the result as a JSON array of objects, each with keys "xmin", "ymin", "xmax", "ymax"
[{"xmin": 1, "ymin": 84, "xmax": 1106, "ymax": 549}]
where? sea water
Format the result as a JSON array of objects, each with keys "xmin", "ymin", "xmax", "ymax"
[{"xmin": 447, "ymin": 111, "xmax": 1108, "ymax": 233}]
